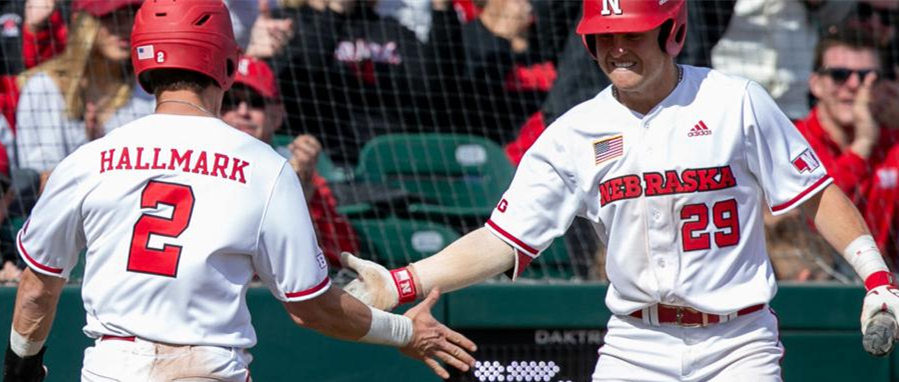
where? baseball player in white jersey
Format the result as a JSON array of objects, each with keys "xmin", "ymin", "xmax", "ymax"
[
  {"xmin": 340, "ymin": 0, "xmax": 899, "ymax": 381},
  {"xmin": 2, "ymin": 1, "xmax": 475, "ymax": 381}
]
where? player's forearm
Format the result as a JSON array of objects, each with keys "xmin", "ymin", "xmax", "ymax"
[
  {"xmin": 411, "ymin": 227, "xmax": 515, "ymax": 297},
  {"xmin": 801, "ymin": 184, "xmax": 891, "ymax": 282},
  {"xmin": 285, "ymin": 286, "xmax": 415, "ymax": 347},
  {"xmin": 11, "ymin": 268, "xmax": 64, "ymax": 348},
  {"xmin": 284, "ymin": 287, "xmax": 372, "ymax": 341},
  {"xmin": 802, "ymin": 184, "xmax": 871, "ymax": 251}
]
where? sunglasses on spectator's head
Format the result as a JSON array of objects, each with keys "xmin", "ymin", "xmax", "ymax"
[
  {"xmin": 818, "ymin": 68, "xmax": 879, "ymax": 85},
  {"xmin": 222, "ymin": 88, "xmax": 267, "ymax": 111}
]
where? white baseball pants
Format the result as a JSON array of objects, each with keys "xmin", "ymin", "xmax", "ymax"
[
  {"xmin": 81, "ymin": 337, "xmax": 253, "ymax": 381},
  {"xmin": 593, "ymin": 308, "xmax": 783, "ymax": 382}
]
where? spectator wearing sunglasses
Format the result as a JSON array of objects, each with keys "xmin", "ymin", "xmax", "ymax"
[
  {"xmin": 794, "ymin": 28, "xmax": 899, "ymax": 265},
  {"xmin": 222, "ymin": 55, "xmax": 360, "ymax": 267}
]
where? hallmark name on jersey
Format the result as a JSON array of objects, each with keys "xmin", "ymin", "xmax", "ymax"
[
  {"xmin": 599, "ymin": 165, "xmax": 737, "ymax": 206},
  {"xmin": 99, "ymin": 147, "xmax": 250, "ymax": 184}
]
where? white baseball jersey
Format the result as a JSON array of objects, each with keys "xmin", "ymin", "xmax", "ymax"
[
  {"xmin": 486, "ymin": 65, "xmax": 831, "ymax": 315},
  {"xmin": 17, "ymin": 114, "xmax": 330, "ymax": 348}
]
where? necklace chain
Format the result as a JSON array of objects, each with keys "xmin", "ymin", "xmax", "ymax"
[
  {"xmin": 155, "ymin": 99, "xmax": 215, "ymax": 117},
  {"xmin": 612, "ymin": 64, "xmax": 683, "ymax": 102}
]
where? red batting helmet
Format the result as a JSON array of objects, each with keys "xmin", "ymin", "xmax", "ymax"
[
  {"xmin": 131, "ymin": 0, "xmax": 239, "ymax": 93},
  {"xmin": 576, "ymin": 0, "xmax": 687, "ymax": 58}
]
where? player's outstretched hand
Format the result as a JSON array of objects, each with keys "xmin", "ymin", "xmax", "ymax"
[
  {"xmin": 341, "ymin": 252, "xmax": 399, "ymax": 311},
  {"xmin": 400, "ymin": 288, "xmax": 477, "ymax": 379}
]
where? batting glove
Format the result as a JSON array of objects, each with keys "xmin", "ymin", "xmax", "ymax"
[
  {"xmin": 341, "ymin": 252, "xmax": 419, "ymax": 311},
  {"xmin": 3, "ymin": 343, "xmax": 47, "ymax": 382},
  {"xmin": 861, "ymin": 271, "xmax": 899, "ymax": 334}
]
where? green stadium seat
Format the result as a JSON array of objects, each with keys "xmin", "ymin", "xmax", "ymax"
[
  {"xmin": 351, "ymin": 218, "xmax": 461, "ymax": 267},
  {"xmin": 354, "ymin": 134, "xmax": 514, "ymax": 218}
]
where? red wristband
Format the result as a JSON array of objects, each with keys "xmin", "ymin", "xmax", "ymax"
[
  {"xmin": 865, "ymin": 271, "xmax": 897, "ymax": 291},
  {"xmin": 390, "ymin": 267, "xmax": 418, "ymax": 304}
]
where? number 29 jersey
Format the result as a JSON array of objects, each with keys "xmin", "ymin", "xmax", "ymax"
[
  {"xmin": 17, "ymin": 114, "xmax": 330, "ymax": 348},
  {"xmin": 486, "ymin": 66, "xmax": 831, "ymax": 315}
]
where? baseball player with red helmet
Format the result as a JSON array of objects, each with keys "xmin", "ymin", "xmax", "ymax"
[
  {"xmin": 342, "ymin": 0, "xmax": 899, "ymax": 380},
  {"xmin": 2, "ymin": 1, "xmax": 475, "ymax": 381}
]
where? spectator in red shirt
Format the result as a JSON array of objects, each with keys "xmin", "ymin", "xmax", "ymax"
[
  {"xmin": 794, "ymin": 27, "xmax": 899, "ymax": 265},
  {"xmin": 222, "ymin": 55, "xmax": 360, "ymax": 267}
]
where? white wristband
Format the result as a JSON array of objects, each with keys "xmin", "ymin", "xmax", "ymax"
[
  {"xmin": 359, "ymin": 306, "xmax": 413, "ymax": 347},
  {"xmin": 9, "ymin": 327, "xmax": 44, "ymax": 357},
  {"xmin": 843, "ymin": 235, "xmax": 889, "ymax": 280}
]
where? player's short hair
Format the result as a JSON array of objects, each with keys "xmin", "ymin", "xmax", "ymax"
[
  {"xmin": 144, "ymin": 69, "xmax": 217, "ymax": 98},
  {"xmin": 813, "ymin": 27, "xmax": 879, "ymax": 71}
]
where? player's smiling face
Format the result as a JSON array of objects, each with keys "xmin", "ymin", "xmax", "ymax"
[{"xmin": 593, "ymin": 27, "xmax": 668, "ymax": 93}]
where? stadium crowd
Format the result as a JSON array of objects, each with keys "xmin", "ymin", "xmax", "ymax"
[{"xmin": 1, "ymin": 0, "xmax": 898, "ymax": 285}]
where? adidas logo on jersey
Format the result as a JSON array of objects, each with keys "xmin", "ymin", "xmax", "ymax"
[{"xmin": 688, "ymin": 121, "xmax": 712, "ymax": 137}]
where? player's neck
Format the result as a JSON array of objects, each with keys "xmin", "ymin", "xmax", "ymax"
[
  {"xmin": 614, "ymin": 62, "xmax": 681, "ymax": 115},
  {"xmin": 155, "ymin": 88, "xmax": 222, "ymax": 118}
]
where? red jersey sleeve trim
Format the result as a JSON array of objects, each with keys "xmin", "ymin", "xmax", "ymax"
[
  {"xmin": 486, "ymin": 219, "xmax": 538, "ymax": 256},
  {"xmin": 16, "ymin": 229, "xmax": 63, "ymax": 275},
  {"xmin": 771, "ymin": 175, "xmax": 833, "ymax": 214},
  {"xmin": 285, "ymin": 277, "xmax": 331, "ymax": 299}
]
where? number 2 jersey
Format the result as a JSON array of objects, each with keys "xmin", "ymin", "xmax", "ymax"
[
  {"xmin": 17, "ymin": 114, "xmax": 330, "ymax": 348},
  {"xmin": 486, "ymin": 65, "xmax": 831, "ymax": 315}
]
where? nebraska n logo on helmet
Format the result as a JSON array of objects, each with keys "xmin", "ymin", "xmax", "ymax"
[
  {"xmin": 130, "ymin": 0, "xmax": 241, "ymax": 93},
  {"xmin": 601, "ymin": 0, "xmax": 622, "ymax": 15},
  {"xmin": 577, "ymin": 0, "xmax": 687, "ymax": 58}
]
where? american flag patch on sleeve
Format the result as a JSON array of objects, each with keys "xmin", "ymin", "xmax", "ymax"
[{"xmin": 594, "ymin": 135, "xmax": 624, "ymax": 165}]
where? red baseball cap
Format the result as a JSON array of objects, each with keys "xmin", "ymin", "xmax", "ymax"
[
  {"xmin": 234, "ymin": 55, "xmax": 279, "ymax": 101},
  {"xmin": 74, "ymin": 0, "xmax": 143, "ymax": 17}
]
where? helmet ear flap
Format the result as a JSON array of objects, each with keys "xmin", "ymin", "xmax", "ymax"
[
  {"xmin": 657, "ymin": 20, "xmax": 673, "ymax": 54},
  {"xmin": 667, "ymin": 22, "xmax": 687, "ymax": 56},
  {"xmin": 656, "ymin": 19, "xmax": 687, "ymax": 56}
]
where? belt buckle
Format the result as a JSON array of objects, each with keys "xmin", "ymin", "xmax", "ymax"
[{"xmin": 675, "ymin": 306, "xmax": 704, "ymax": 328}]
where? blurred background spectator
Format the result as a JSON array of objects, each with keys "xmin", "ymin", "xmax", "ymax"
[
  {"xmin": 222, "ymin": 55, "xmax": 360, "ymax": 267},
  {"xmin": 15, "ymin": 0, "xmax": 152, "ymax": 181},
  {"xmin": 712, "ymin": 0, "xmax": 854, "ymax": 120},
  {"xmin": 794, "ymin": 27, "xmax": 899, "ymax": 269},
  {"xmin": 457, "ymin": 0, "xmax": 561, "ymax": 146},
  {"xmin": 272, "ymin": 0, "xmax": 464, "ymax": 165}
]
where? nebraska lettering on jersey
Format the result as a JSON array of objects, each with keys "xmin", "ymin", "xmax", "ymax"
[
  {"xmin": 98, "ymin": 147, "xmax": 250, "ymax": 184},
  {"xmin": 599, "ymin": 165, "xmax": 737, "ymax": 206}
]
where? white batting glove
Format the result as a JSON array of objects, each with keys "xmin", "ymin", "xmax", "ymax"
[
  {"xmin": 341, "ymin": 252, "xmax": 404, "ymax": 311},
  {"xmin": 861, "ymin": 272, "xmax": 899, "ymax": 334}
]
